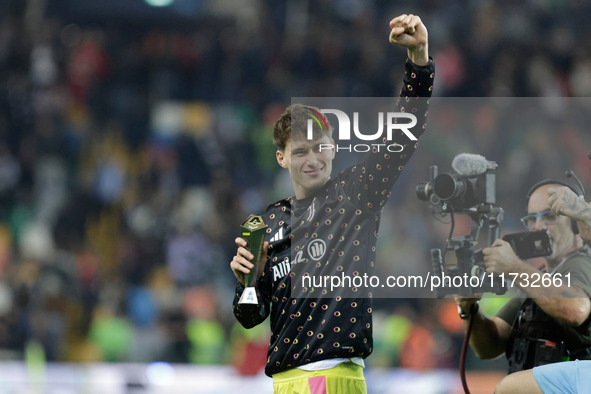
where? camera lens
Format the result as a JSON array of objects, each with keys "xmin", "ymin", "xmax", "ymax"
[
  {"xmin": 433, "ymin": 173, "xmax": 466, "ymax": 201},
  {"xmin": 415, "ymin": 182, "xmax": 432, "ymax": 201}
]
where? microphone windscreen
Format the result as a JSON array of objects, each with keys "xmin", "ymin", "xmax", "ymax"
[{"xmin": 451, "ymin": 153, "xmax": 489, "ymax": 176}]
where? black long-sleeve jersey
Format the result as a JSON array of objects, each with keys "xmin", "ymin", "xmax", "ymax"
[{"xmin": 233, "ymin": 59, "xmax": 435, "ymax": 377}]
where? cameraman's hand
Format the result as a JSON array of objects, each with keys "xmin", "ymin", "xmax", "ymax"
[
  {"xmin": 455, "ymin": 296, "xmax": 482, "ymax": 314},
  {"xmin": 230, "ymin": 237, "xmax": 268, "ymax": 286},
  {"xmin": 483, "ymin": 239, "xmax": 522, "ymax": 276},
  {"xmin": 548, "ymin": 186, "xmax": 590, "ymax": 222},
  {"xmin": 579, "ymin": 221, "xmax": 591, "ymax": 243}
]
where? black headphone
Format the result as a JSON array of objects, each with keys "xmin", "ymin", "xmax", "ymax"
[{"xmin": 525, "ymin": 171, "xmax": 586, "ymax": 234}]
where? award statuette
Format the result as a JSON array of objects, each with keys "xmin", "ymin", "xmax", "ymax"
[{"xmin": 238, "ymin": 214, "xmax": 267, "ymax": 304}]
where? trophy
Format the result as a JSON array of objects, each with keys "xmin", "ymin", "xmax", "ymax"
[{"xmin": 238, "ymin": 214, "xmax": 267, "ymax": 304}]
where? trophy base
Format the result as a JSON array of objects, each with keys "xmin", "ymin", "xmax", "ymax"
[{"xmin": 238, "ymin": 287, "xmax": 258, "ymax": 304}]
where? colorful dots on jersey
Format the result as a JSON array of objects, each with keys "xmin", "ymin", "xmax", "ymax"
[
  {"xmin": 284, "ymin": 338, "xmax": 290, "ymax": 344},
  {"xmin": 355, "ymin": 209, "xmax": 362, "ymax": 215},
  {"xmin": 317, "ymin": 333, "xmax": 324, "ymax": 339},
  {"xmin": 333, "ymin": 342, "xmax": 340, "ymax": 347},
  {"xmin": 351, "ymin": 318, "xmax": 356, "ymax": 323},
  {"xmin": 307, "ymin": 331, "xmax": 314, "ymax": 337},
  {"xmin": 336, "ymin": 296, "xmax": 341, "ymax": 301},
  {"xmin": 353, "ymin": 256, "xmax": 360, "ymax": 261},
  {"xmin": 334, "ymin": 311, "xmax": 341, "ymax": 317},
  {"xmin": 317, "ymin": 349, "xmax": 323, "ymax": 354},
  {"xmin": 293, "ymin": 354, "xmax": 299, "ymax": 359},
  {"xmin": 310, "ymin": 302, "xmax": 316, "ymax": 307},
  {"xmin": 351, "ymin": 302, "xmax": 357, "ymax": 308},
  {"xmin": 350, "ymin": 333, "xmax": 356, "ymax": 339}
]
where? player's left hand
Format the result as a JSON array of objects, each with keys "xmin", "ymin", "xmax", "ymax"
[{"xmin": 389, "ymin": 14, "xmax": 429, "ymax": 66}]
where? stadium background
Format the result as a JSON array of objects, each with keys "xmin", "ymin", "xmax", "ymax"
[{"xmin": 0, "ymin": 0, "xmax": 590, "ymax": 392}]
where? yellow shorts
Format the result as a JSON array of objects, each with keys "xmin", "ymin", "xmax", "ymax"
[{"xmin": 272, "ymin": 362, "xmax": 367, "ymax": 394}]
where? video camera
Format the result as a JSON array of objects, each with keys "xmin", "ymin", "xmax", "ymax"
[
  {"xmin": 417, "ymin": 153, "xmax": 553, "ymax": 297},
  {"xmin": 416, "ymin": 153, "xmax": 496, "ymax": 213}
]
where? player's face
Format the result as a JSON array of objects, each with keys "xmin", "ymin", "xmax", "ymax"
[
  {"xmin": 277, "ymin": 135, "xmax": 335, "ymax": 199},
  {"xmin": 527, "ymin": 184, "xmax": 578, "ymax": 265}
]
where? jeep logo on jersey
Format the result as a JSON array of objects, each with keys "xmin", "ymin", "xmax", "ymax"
[
  {"xmin": 307, "ymin": 239, "xmax": 326, "ymax": 261},
  {"xmin": 307, "ymin": 110, "xmax": 418, "ymax": 141}
]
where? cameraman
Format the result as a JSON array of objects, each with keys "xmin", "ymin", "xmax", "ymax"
[
  {"xmin": 493, "ymin": 177, "xmax": 591, "ymax": 393},
  {"xmin": 455, "ymin": 181, "xmax": 591, "ymax": 374}
]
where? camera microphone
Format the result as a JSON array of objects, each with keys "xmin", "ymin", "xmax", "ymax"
[{"xmin": 451, "ymin": 153, "xmax": 492, "ymax": 177}]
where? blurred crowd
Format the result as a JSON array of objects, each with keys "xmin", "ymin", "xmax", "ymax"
[{"xmin": 0, "ymin": 0, "xmax": 590, "ymax": 373}]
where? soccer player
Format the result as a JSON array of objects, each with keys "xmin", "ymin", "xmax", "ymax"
[{"xmin": 230, "ymin": 14, "xmax": 434, "ymax": 393}]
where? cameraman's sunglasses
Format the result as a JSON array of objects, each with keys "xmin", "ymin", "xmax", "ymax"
[{"xmin": 521, "ymin": 210, "xmax": 558, "ymax": 229}]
